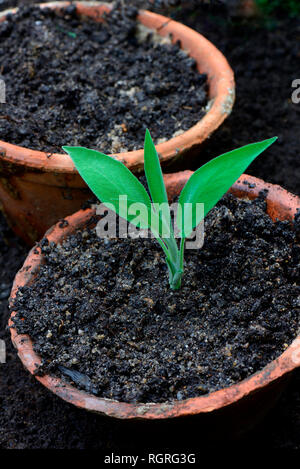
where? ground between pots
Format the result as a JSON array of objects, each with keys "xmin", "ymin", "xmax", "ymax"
[
  {"xmin": 0, "ymin": 0, "xmax": 300, "ymax": 451},
  {"xmin": 170, "ymin": 2, "xmax": 300, "ymax": 197}
]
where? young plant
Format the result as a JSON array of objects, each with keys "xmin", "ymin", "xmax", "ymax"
[{"xmin": 63, "ymin": 131, "xmax": 277, "ymax": 290}]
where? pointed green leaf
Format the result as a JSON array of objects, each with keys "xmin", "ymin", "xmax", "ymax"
[
  {"xmin": 144, "ymin": 129, "xmax": 173, "ymax": 238},
  {"xmin": 144, "ymin": 129, "xmax": 169, "ymax": 206},
  {"xmin": 177, "ymin": 137, "xmax": 277, "ymax": 238},
  {"xmin": 63, "ymin": 146, "xmax": 153, "ymax": 230}
]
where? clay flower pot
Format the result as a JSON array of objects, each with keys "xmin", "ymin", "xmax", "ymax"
[
  {"xmin": 0, "ymin": 1, "xmax": 234, "ymax": 245},
  {"xmin": 9, "ymin": 172, "xmax": 300, "ymax": 436}
]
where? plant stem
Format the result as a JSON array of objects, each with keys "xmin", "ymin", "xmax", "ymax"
[
  {"xmin": 167, "ymin": 238, "xmax": 185, "ymax": 290},
  {"xmin": 152, "ymin": 221, "xmax": 185, "ymax": 290}
]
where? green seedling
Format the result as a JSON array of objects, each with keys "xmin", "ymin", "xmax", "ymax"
[{"xmin": 63, "ymin": 131, "xmax": 277, "ymax": 290}]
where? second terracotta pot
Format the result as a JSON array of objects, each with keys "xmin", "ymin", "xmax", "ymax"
[
  {"xmin": 9, "ymin": 172, "xmax": 300, "ymax": 438},
  {"xmin": 0, "ymin": 1, "xmax": 234, "ymax": 245}
]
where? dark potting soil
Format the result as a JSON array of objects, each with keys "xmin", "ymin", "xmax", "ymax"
[
  {"xmin": 12, "ymin": 192, "xmax": 300, "ymax": 404},
  {"xmin": 0, "ymin": 3, "xmax": 208, "ymax": 154}
]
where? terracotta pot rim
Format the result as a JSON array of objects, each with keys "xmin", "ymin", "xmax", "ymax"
[
  {"xmin": 0, "ymin": 1, "xmax": 235, "ymax": 174},
  {"xmin": 9, "ymin": 173, "xmax": 300, "ymax": 420}
]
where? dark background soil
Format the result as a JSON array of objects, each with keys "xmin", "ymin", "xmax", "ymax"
[{"xmin": 0, "ymin": 0, "xmax": 299, "ymax": 451}]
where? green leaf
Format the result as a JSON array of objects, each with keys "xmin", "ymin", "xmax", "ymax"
[
  {"xmin": 144, "ymin": 129, "xmax": 173, "ymax": 240},
  {"xmin": 144, "ymin": 129, "xmax": 169, "ymax": 206},
  {"xmin": 177, "ymin": 137, "xmax": 277, "ymax": 238},
  {"xmin": 62, "ymin": 146, "xmax": 154, "ymax": 230}
]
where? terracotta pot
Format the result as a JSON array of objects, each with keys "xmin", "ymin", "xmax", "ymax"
[
  {"xmin": 9, "ymin": 172, "xmax": 300, "ymax": 436},
  {"xmin": 0, "ymin": 1, "xmax": 234, "ymax": 245}
]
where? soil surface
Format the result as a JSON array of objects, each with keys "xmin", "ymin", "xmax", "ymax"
[
  {"xmin": 12, "ymin": 193, "xmax": 300, "ymax": 403},
  {"xmin": 1, "ymin": 0, "xmax": 300, "ymax": 451},
  {"xmin": 0, "ymin": 3, "xmax": 207, "ymax": 153}
]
